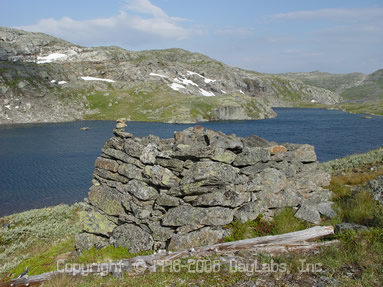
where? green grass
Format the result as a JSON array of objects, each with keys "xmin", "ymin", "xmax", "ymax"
[{"xmin": 0, "ymin": 204, "xmax": 80, "ymax": 278}]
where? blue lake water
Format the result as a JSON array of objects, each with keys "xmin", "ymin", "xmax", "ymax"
[{"xmin": 0, "ymin": 108, "xmax": 382, "ymax": 217}]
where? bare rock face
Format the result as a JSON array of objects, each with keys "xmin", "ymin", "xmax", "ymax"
[{"xmin": 75, "ymin": 125, "xmax": 335, "ymax": 252}]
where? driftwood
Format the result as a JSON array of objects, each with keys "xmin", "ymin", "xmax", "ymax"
[{"xmin": 0, "ymin": 226, "xmax": 335, "ymax": 287}]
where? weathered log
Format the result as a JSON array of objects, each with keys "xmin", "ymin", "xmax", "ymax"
[{"xmin": 0, "ymin": 226, "xmax": 335, "ymax": 287}]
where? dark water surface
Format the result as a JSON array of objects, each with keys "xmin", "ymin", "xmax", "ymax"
[{"xmin": 0, "ymin": 108, "xmax": 382, "ymax": 216}]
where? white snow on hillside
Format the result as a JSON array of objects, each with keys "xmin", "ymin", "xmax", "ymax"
[
  {"xmin": 58, "ymin": 81, "xmax": 67, "ymax": 85},
  {"xmin": 37, "ymin": 53, "xmax": 68, "ymax": 64},
  {"xmin": 174, "ymin": 77, "xmax": 198, "ymax": 87},
  {"xmin": 169, "ymin": 83, "xmax": 186, "ymax": 91},
  {"xmin": 240, "ymin": 89, "xmax": 245, "ymax": 94},
  {"xmin": 50, "ymin": 80, "xmax": 56, "ymax": 83},
  {"xmin": 150, "ymin": 73, "xmax": 168, "ymax": 78},
  {"xmin": 199, "ymin": 88, "xmax": 215, "ymax": 97},
  {"xmin": 81, "ymin": 76, "xmax": 116, "ymax": 83},
  {"xmin": 221, "ymin": 90, "xmax": 227, "ymax": 94},
  {"xmin": 187, "ymin": 71, "xmax": 216, "ymax": 83}
]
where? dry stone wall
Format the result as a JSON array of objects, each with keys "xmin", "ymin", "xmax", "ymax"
[{"xmin": 76, "ymin": 122, "xmax": 335, "ymax": 252}]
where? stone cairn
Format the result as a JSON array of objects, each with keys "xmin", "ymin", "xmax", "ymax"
[{"xmin": 76, "ymin": 120, "xmax": 335, "ymax": 252}]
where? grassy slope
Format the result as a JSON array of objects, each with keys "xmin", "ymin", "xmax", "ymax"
[{"xmin": 0, "ymin": 147, "xmax": 382, "ymax": 285}]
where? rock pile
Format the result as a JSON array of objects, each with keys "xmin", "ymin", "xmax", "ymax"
[{"xmin": 76, "ymin": 121, "xmax": 334, "ymax": 252}]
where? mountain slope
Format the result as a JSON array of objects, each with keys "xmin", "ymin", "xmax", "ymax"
[
  {"xmin": 0, "ymin": 27, "xmax": 341, "ymax": 124},
  {"xmin": 281, "ymin": 70, "xmax": 383, "ymax": 102}
]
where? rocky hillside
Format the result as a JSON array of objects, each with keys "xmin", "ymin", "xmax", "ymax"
[
  {"xmin": 0, "ymin": 26, "xmax": 341, "ymax": 124},
  {"xmin": 281, "ymin": 70, "xmax": 383, "ymax": 102}
]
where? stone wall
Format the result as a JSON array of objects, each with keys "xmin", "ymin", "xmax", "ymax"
[{"xmin": 76, "ymin": 122, "xmax": 335, "ymax": 252}]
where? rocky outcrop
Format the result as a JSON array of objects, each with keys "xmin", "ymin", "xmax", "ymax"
[
  {"xmin": 369, "ymin": 175, "xmax": 383, "ymax": 204},
  {"xmin": 0, "ymin": 26, "xmax": 341, "ymax": 124},
  {"xmin": 76, "ymin": 121, "xmax": 334, "ymax": 252}
]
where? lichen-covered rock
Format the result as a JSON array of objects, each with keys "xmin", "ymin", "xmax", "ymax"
[
  {"xmin": 112, "ymin": 224, "xmax": 153, "ymax": 252},
  {"xmin": 318, "ymin": 201, "xmax": 337, "ymax": 218},
  {"xmin": 94, "ymin": 157, "xmax": 119, "ymax": 172},
  {"xmin": 118, "ymin": 163, "xmax": 144, "ymax": 181},
  {"xmin": 294, "ymin": 203, "xmax": 321, "ymax": 224},
  {"xmin": 233, "ymin": 147, "xmax": 270, "ymax": 167},
  {"xmin": 168, "ymin": 227, "xmax": 229, "ymax": 251},
  {"xmin": 293, "ymin": 144, "xmax": 317, "ymax": 163},
  {"xmin": 234, "ymin": 201, "xmax": 267, "ymax": 222},
  {"xmin": 140, "ymin": 143, "xmax": 159, "ymax": 164},
  {"xmin": 78, "ymin": 210, "xmax": 116, "ymax": 236},
  {"xmin": 368, "ymin": 175, "xmax": 383, "ymax": 204},
  {"xmin": 88, "ymin": 185, "xmax": 129, "ymax": 216},
  {"xmin": 124, "ymin": 179, "xmax": 158, "ymax": 201},
  {"xmin": 192, "ymin": 190, "xmax": 250, "ymax": 207},
  {"xmin": 144, "ymin": 165, "xmax": 180, "ymax": 188},
  {"xmin": 162, "ymin": 206, "xmax": 233, "ymax": 226},
  {"xmin": 75, "ymin": 232, "xmax": 110, "ymax": 251}
]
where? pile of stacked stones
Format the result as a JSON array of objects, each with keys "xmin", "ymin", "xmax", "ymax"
[{"xmin": 76, "ymin": 120, "xmax": 335, "ymax": 252}]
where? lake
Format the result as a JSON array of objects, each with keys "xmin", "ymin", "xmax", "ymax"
[{"xmin": 0, "ymin": 108, "xmax": 382, "ymax": 217}]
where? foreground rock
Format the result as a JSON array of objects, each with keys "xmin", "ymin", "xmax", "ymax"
[{"xmin": 76, "ymin": 122, "xmax": 334, "ymax": 252}]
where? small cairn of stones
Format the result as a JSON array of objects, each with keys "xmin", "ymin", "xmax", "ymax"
[{"xmin": 76, "ymin": 119, "xmax": 336, "ymax": 253}]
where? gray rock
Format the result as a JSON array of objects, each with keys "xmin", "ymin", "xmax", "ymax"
[
  {"xmin": 124, "ymin": 139, "xmax": 145, "ymax": 158},
  {"xmin": 155, "ymin": 157, "xmax": 184, "ymax": 175},
  {"xmin": 239, "ymin": 163, "xmax": 267, "ymax": 177},
  {"xmin": 233, "ymin": 147, "xmax": 270, "ymax": 167},
  {"xmin": 335, "ymin": 223, "xmax": 368, "ymax": 233},
  {"xmin": 75, "ymin": 232, "xmax": 110, "ymax": 251},
  {"xmin": 205, "ymin": 129, "xmax": 243, "ymax": 151},
  {"xmin": 94, "ymin": 157, "xmax": 119, "ymax": 172},
  {"xmin": 176, "ymin": 224, "xmax": 204, "ymax": 235},
  {"xmin": 88, "ymin": 185, "xmax": 129, "ymax": 216},
  {"xmin": 192, "ymin": 190, "xmax": 250, "ymax": 207},
  {"xmin": 144, "ymin": 165, "xmax": 180, "ymax": 188},
  {"xmin": 368, "ymin": 175, "xmax": 383, "ymax": 204},
  {"xmin": 117, "ymin": 163, "xmax": 144, "ymax": 181},
  {"xmin": 140, "ymin": 143, "xmax": 159, "ymax": 164},
  {"xmin": 234, "ymin": 201, "xmax": 267, "ymax": 222},
  {"xmin": 156, "ymin": 193, "xmax": 183, "ymax": 207},
  {"xmin": 148, "ymin": 222, "xmax": 174, "ymax": 241},
  {"xmin": 104, "ymin": 137, "xmax": 124, "ymax": 151},
  {"xmin": 209, "ymin": 148, "xmax": 237, "ymax": 164},
  {"xmin": 241, "ymin": 135, "xmax": 270, "ymax": 148},
  {"xmin": 93, "ymin": 168, "xmax": 130, "ymax": 183},
  {"xmin": 102, "ymin": 148, "xmax": 144, "ymax": 167},
  {"xmin": 180, "ymin": 160, "xmax": 242, "ymax": 189},
  {"xmin": 294, "ymin": 144, "xmax": 317, "ymax": 163},
  {"xmin": 168, "ymin": 227, "xmax": 229, "ymax": 251},
  {"xmin": 162, "ymin": 205, "xmax": 233, "ymax": 226},
  {"xmin": 78, "ymin": 209, "xmax": 116, "ymax": 236},
  {"xmin": 125, "ymin": 179, "xmax": 158, "ymax": 201},
  {"xmin": 318, "ymin": 201, "xmax": 337, "ymax": 218},
  {"xmin": 112, "ymin": 224, "xmax": 153, "ymax": 252},
  {"xmin": 294, "ymin": 203, "xmax": 321, "ymax": 224},
  {"xmin": 247, "ymin": 168, "xmax": 287, "ymax": 193}
]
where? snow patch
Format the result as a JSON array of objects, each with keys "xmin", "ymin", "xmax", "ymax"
[
  {"xmin": 150, "ymin": 73, "xmax": 167, "ymax": 78},
  {"xmin": 50, "ymin": 80, "xmax": 56, "ymax": 83},
  {"xmin": 81, "ymin": 76, "xmax": 116, "ymax": 83},
  {"xmin": 199, "ymin": 88, "xmax": 215, "ymax": 97},
  {"xmin": 5, "ymin": 105, "xmax": 11, "ymax": 110},
  {"xmin": 240, "ymin": 90, "xmax": 245, "ymax": 94},
  {"xmin": 169, "ymin": 83, "xmax": 186, "ymax": 91},
  {"xmin": 37, "ymin": 53, "xmax": 67, "ymax": 64},
  {"xmin": 311, "ymin": 99, "xmax": 317, "ymax": 103},
  {"xmin": 58, "ymin": 81, "xmax": 67, "ymax": 85},
  {"xmin": 174, "ymin": 77, "xmax": 198, "ymax": 87},
  {"xmin": 221, "ymin": 90, "xmax": 227, "ymax": 94},
  {"xmin": 187, "ymin": 71, "xmax": 216, "ymax": 83}
]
